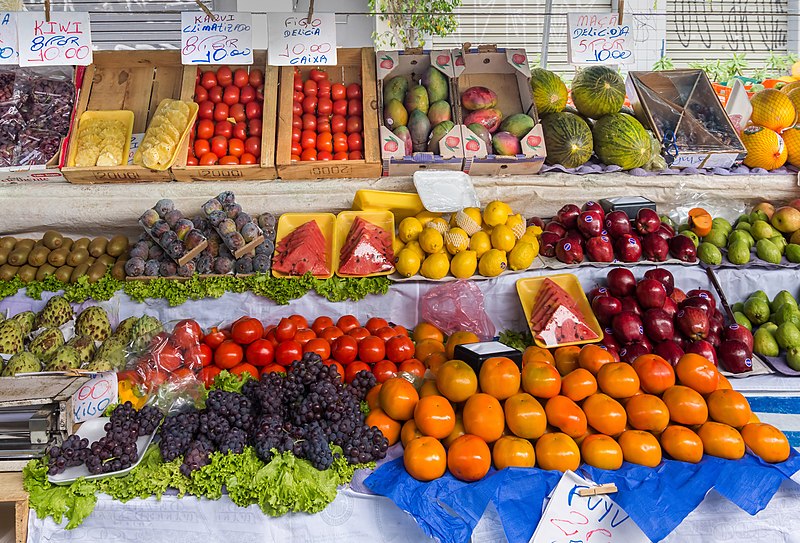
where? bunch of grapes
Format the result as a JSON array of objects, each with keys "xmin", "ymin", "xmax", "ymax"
[{"xmin": 46, "ymin": 435, "xmax": 90, "ymax": 475}]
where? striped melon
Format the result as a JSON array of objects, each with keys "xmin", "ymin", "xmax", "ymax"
[
  {"xmin": 741, "ymin": 125, "xmax": 787, "ymax": 170},
  {"xmin": 780, "ymin": 125, "xmax": 800, "ymax": 167},
  {"xmin": 530, "ymin": 68, "xmax": 568, "ymax": 115},
  {"xmin": 541, "ymin": 112, "xmax": 593, "ymax": 168},
  {"xmin": 592, "ymin": 113, "xmax": 651, "ymax": 170},
  {"xmin": 750, "ymin": 89, "xmax": 797, "ymax": 133},
  {"xmin": 571, "ymin": 66, "xmax": 625, "ymax": 119}
]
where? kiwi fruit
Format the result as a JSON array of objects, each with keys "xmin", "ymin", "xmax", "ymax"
[
  {"xmin": 88, "ymin": 237, "xmax": 108, "ymax": 258},
  {"xmin": 70, "ymin": 263, "xmax": 89, "ymax": 283},
  {"xmin": 72, "ymin": 238, "xmax": 90, "ymax": 252},
  {"xmin": 8, "ymin": 246, "xmax": 31, "ymax": 266},
  {"xmin": 111, "ymin": 260, "xmax": 126, "ymax": 281},
  {"xmin": 36, "ymin": 264, "xmax": 57, "ymax": 281},
  {"xmin": 61, "ymin": 238, "xmax": 74, "ymax": 251},
  {"xmin": 54, "ymin": 265, "xmax": 73, "ymax": 283},
  {"xmin": 42, "ymin": 230, "xmax": 63, "ymax": 250},
  {"xmin": 0, "ymin": 237, "xmax": 16, "ymax": 250},
  {"xmin": 106, "ymin": 235, "xmax": 129, "ymax": 257},
  {"xmin": 16, "ymin": 239, "xmax": 34, "ymax": 251},
  {"xmin": 0, "ymin": 264, "xmax": 19, "ymax": 281},
  {"xmin": 96, "ymin": 254, "xmax": 115, "ymax": 267},
  {"xmin": 18, "ymin": 265, "xmax": 37, "ymax": 283},
  {"xmin": 27, "ymin": 246, "xmax": 50, "ymax": 267},
  {"xmin": 0, "ymin": 247, "xmax": 9, "ymax": 266},
  {"xmin": 48, "ymin": 247, "xmax": 69, "ymax": 267},
  {"xmin": 34, "ymin": 239, "xmax": 45, "ymax": 247},
  {"xmin": 66, "ymin": 248, "xmax": 90, "ymax": 267},
  {"xmin": 86, "ymin": 261, "xmax": 108, "ymax": 283}
]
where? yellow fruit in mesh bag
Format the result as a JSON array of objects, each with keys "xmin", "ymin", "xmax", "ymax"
[
  {"xmin": 426, "ymin": 218, "xmax": 450, "ymax": 235},
  {"xmin": 450, "ymin": 250, "xmax": 478, "ymax": 279},
  {"xmin": 506, "ymin": 214, "xmax": 526, "ymax": 239},
  {"xmin": 483, "ymin": 201, "xmax": 511, "ymax": 227},
  {"xmin": 750, "ymin": 89, "xmax": 796, "ymax": 132},
  {"xmin": 455, "ymin": 208, "xmax": 483, "ymax": 235},
  {"xmin": 421, "ymin": 252, "xmax": 450, "ymax": 279},
  {"xmin": 469, "ymin": 231, "xmax": 492, "ymax": 258},
  {"xmin": 509, "ymin": 242, "xmax": 536, "ymax": 271},
  {"xmin": 478, "ymin": 249, "xmax": 507, "ymax": 277},
  {"xmin": 445, "ymin": 227, "xmax": 470, "ymax": 254},
  {"xmin": 782, "ymin": 125, "xmax": 800, "ymax": 167},
  {"xmin": 491, "ymin": 224, "xmax": 516, "ymax": 252},
  {"xmin": 741, "ymin": 126, "xmax": 787, "ymax": 170},
  {"xmin": 395, "ymin": 248, "xmax": 421, "ymax": 278},
  {"xmin": 399, "ymin": 217, "xmax": 423, "ymax": 243},
  {"xmin": 419, "ymin": 228, "xmax": 444, "ymax": 254}
]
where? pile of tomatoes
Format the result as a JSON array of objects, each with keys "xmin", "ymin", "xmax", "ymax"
[
  {"xmin": 187, "ymin": 66, "xmax": 265, "ymax": 167},
  {"xmin": 291, "ymin": 68, "xmax": 365, "ymax": 162}
]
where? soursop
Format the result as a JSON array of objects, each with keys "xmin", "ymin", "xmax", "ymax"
[
  {"xmin": 131, "ymin": 316, "xmax": 163, "ymax": 351},
  {"xmin": 47, "ymin": 346, "xmax": 81, "ymax": 371},
  {"xmin": 9, "ymin": 311, "xmax": 35, "ymax": 337},
  {"xmin": 113, "ymin": 317, "xmax": 138, "ymax": 343},
  {"xmin": 2, "ymin": 352, "xmax": 41, "ymax": 376},
  {"xmin": 0, "ymin": 320, "xmax": 23, "ymax": 355},
  {"xmin": 88, "ymin": 342, "xmax": 125, "ymax": 371},
  {"xmin": 66, "ymin": 335, "xmax": 96, "ymax": 366},
  {"xmin": 75, "ymin": 306, "xmax": 111, "ymax": 342},
  {"xmin": 29, "ymin": 328, "xmax": 64, "ymax": 362},
  {"xmin": 34, "ymin": 296, "xmax": 73, "ymax": 329}
]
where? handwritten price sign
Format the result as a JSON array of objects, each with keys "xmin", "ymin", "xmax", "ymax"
[
  {"xmin": 0, "ymin": 13, "xmax": 18, "ymax": 65},
  {"xmin": 181, "ymin": 11, "xmax": 253, "ymax": 65},
  {"xmin": 532, "ymin": 470, "xmax": 648, "ymax": 543},
  {"xmin": 72, "ymin": 372, "xmax": 118, "ymax": 424},
  {"xmin": 17, "ymin": 11, "xmax": 92, "ymax": 67},
  {"xmin": 567, "ymin": 13, "xmax": 634, "ymax": 65},
  {"xmin": 267, "ymin": 12, "xmax": 337, "ymax": 66}
]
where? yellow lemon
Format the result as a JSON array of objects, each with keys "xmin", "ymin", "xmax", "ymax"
[
  {"xmin": 445, "ymin": 227, "xmax": 470, "ymax": 254},
  {"xmin": 404, "ymin": 240, "xmax": 426, "ymax": 260},
  {"xmin": 469, "ymin": 231, "xmax": 492, "ymax": 258},
  {"xmin": 505, "ymin": 213, "xmax": 526, "ymax": 239},
  {"xmin": 518, "ymin": 233, "xmax": 539, "ymax": 247},
  {"xmin": 420, "ymin": 252, "xmax": 450, "ymax": 279},
  {"xmin": 525, "ymin": 225, "xmax": 543, "ymax": 237},
  {"xmin": 478, "ymin": 249, "xmax": 507, "ymax": 277},
  {"xmin": 419, "ymin": 227, "xmax": 444, "ymax": 254},
  {"xmin": 483, "ymin": 201, "xmax": 511, "ymax": 227},
  {"xmin": 398, "ymin": 217, "xmax": 423, "ymax": 243},
  {"xmin": 426, "ymin": 217, "xmax": 450, "ymax": 234},
  {"xmin": 392, "ymin": 237, "xmax": 405, "ymax": 255},
  {"xmin": 416, "ymin": 210, "xmax": 442, "ymax": 225},
  {"xmin": 508, "ymin": 242, "xmax": 537, "ymax": 271},
  {"xmin": 454, "ymin": 207, "xmax": 483, "ymax": 235},
  {"xmin": 450, "ymin": 250, "xmax": 478, "ymax": 278},
  {"xmin": 395, "ymin": 248, "xmax": 421, "ymax": 277},
  {"xmin": 491, "ymin": 224, "xmax": 516, "ymax": 252}
]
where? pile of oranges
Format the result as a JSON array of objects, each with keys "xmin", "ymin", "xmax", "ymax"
[{"xmin": 367, "ymin": 326, "xmax": 791, "ymax": 483}]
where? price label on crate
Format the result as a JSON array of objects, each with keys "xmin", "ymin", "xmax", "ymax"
[
  {"xmin": 267, "ymin": 12, "xmax": 337, "ymax": 66},
  {"xmin": 567, "ymin": 12, "xmax": 633, "ymax": 65},
  {"xmin": 72, "ymin": 372, "xmax": 118, "ymax": 424},
  {"xmin": 181, "ymin": 11, "xmax": 253, "ymax": 65},
  {"xmin": 0, "ymin": 13, "xmax": 18, "ymax": 65},
  {"xmin": 17, "ymin": 11, "xmax": 93, "ymax": 66}
]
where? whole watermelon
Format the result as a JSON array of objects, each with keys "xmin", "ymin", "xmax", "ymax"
[
  {"xmin": 530, "ymin": 68, "xmax": 568, "ymax": 115},
  {"xmin": 571, "ymin": 66, "xmax": 625, "ymax": 119},
  {"xmin": 592, "ymin": 113, "xmax": 651, "ymax": 170},
  {"xmin": 541, "ymin": 112, "xmax": 593, "ymax": 168}
]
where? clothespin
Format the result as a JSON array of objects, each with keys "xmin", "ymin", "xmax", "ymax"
[
  {"xmin": 44, "ymin": 0, "xmax": 50, "ymax": 22},
  {"xmin": 577, "ymin": 483, "xmax": 618, "ymax": 497},
  {"xmin": 194, "ymin": 0, "xmax": 214, "ymax": 19}
]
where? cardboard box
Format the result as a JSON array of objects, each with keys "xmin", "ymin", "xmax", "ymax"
[
  {"xmin": 452, "ymin": 46, "xmax": 546, "ymax": 176},
  {"xmin": 171, "ymin": 51, "xmax": 278, "ymax": 182},
  {"xmin": 276, "ymin": 48, "xmax": 381, "ymax": 180},
  {"xmin": 376, "ymin": 49, "xmax": 463, "ymax": 175}
]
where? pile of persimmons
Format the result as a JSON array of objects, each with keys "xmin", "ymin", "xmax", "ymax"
[{"xmin": 365, "ymin": 323, "xmax": 791, "ymax": 482}]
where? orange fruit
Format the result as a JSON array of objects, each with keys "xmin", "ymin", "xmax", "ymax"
[
  {"xmin": 445, "ymin": 331, "xmax": 479, "ymax": 359},
  {"xmin": 741, "ymin": 125, "xmax": 788, "ymax": 170},
  {"xmin": 401, "ymin": 419, "xmax": 424, "ymax": 447},
  {"xmin": 504, "ymin": 392, "xmax": 547, "ymax": 439},
  {"xmin": 544, "ymin": 395, "xmax": 587, "ymax": 438},
  {"xmin": 675, "ymin": 353, "xmax": 719, "ymax": 395},
  {"xmin": 492, "ymin": 435, "xmax": 536, "ymax": 469},
  {"xmin": 618, "ymin": 430, "xmax": 662, "ymax": 467},
  {"xmin": 535, "ymin": 432, "xmax": 581, "ymax": 472},
  {"xmin": 447, "ymin": 434, "xmax": 491, "ymax": 481},
  {"xmin": 632, "ymin": 354, "xmax": 675, "ymax": 395},
  {"xmin": 554, "ymin": 346, "xmax": 581, "ymax": 375},
  {"xmin": 716, "ymin": 373, "xmax": 733, "ymax": 390},
  {"xmin": 479, "ymin": 357, "xmax": 521, "ymax": 400},
  {"xmin": 688, "ymin": 207, "xmax": 714, "ymax": 238},
  {"xmin": 522, "ymin": 345, "xmax": 555, "ymax": 366},
  {"xmin": 560, "ymin": 368, "xmax": 597, "ymax": 402},
  {"xmin": 413, "ymin": 322, "xmax": 445, "ymax": 343},
  {"xmin": 783, "ymin": 124, "xmax": 800, "ymax": 167},
  {"xmin": 750, "ymin": 88, "xmax": 797, "ymax": 132},
  {"xmin": 366, "ymin": 383, "xmax": 382, "ymax": 411},
  {"xmin": 365, "ymin": 408, "xmax": 401, "ymax": 446},
  {"xmin": 741, "ymin": 423, "xmax": 791, "ymax": 463},
  {"xmin": 435, "ymin": 359, "xmax": 478, "ymax": 402},
  {"xmin": 697, "ymin": 421, "xmax": 745, "ymax": 460},
  {"xmin": 462, "ymin": 393, "xmax": 505, "ymax": 443},
  {"xmin": 379, "ymin": 377, "xmax": 419, "ymax": 421},
  {"xmin": 442, "ymin": 413, "xmax": 466, "ymax": 448},
  {"xmin": 748, "ymin": 412, "xmax": 761, "ymax": 424},
  {"xmin": 578, "ymin": 344, "xmax": 615, "ymax": 375},
  {"xmin": 415, "ymin": 338, "xmax": 446, "ymax": 363},
  {"xmin": 660, "ymin": 425, "xmax": 704, "ymax": 463},
  {"xmin": 662, "ymin": 385, "xmax": 708, "ymax": 426},
  {"xmin": 580, "ymin": 434, "xmax": 623, "ymax": 470},
  {"xmin": 404, "ymin": 436, "xmax": 447, "ymax": 481},
  {"xmin": 597, "ymin": 362, "xmax": 640, "ymax": 399},
  {"xmin": 625, "ymin": 393, "xmax": 670, "ymax": 432},
  {"xmin": 414, "ymin": 395, "xmax": 456, "ymax": 439},
  {"xmin": 418, "ymin": 379, "xmax": 440, "ymax": 398},
  {"xmin": 706, "ymin": 389, "xmax": 752, "ymax": 428},
  {"xmin": 582, "ymin": 393, "xmax": 627, "ymax": 436},
  {"xmin": 425, "ymin": 352, "xmax": 449, "ymax": 376},
  {"xmin": 521, "ymin": 361, "xmax": 562, "ymax": 398}
]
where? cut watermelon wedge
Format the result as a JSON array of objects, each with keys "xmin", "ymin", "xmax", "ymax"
[
  {"xmin": 273, "ymin": 220, "xmax": 330, "ymax": 277},
  {"xmin": 536, "ymin": 305, "xmax": 599, "ymax": 347},
  {"xmin": 338, "ymin": 216, "xmax": 394, "ymax": 276}
]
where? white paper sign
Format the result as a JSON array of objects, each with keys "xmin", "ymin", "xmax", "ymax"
[
  {"xmin": 532, "ymin": 470, "xmax": 648, "ymax": 543},
  {"xmin": 72, "ymin": 372, "xmax": 118, "ymax": 424},
  {"xmin": 267, "ymin": 12, "xmax": 337, "ymax": 66},
  {"xmin": 0, "ymin": 13, "xmax": 18, "ymax": 65},
  {"xmin": 17, "ymin": 11, "xmax": 92, "ymax": 67},
  {"xmin": 181, "ymin": 11, "xmax": 253, "ymax": 65},
  {"xmin": 567, "ymin": 13, "xmax": 633, "ymax": 65}
]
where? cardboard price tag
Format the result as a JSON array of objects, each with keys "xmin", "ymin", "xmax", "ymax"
[
  {"xmin": 532, "ymin": 470, "xmax": 648, "ymax": 543},
  {"xmin": 72, "ymin": 372, "xmax": 118, "ymax": 424},
  {"xmin": 267, "ymin": 12, "xmax": 337, "ymax": 66},
  {"xmin": 567, "ymin": 13, "xmax": 633, "ymax": 65},
  {"xmin": 181, "ymin": 11, "xmax": 253, "ymax": 65},
  {"xmin": 17, "ymin": 11, "xmax": 93, "ymax": 67},
  {"xmin": 0, "ymin": 12, "xmax": 18, "ymax": 65}
]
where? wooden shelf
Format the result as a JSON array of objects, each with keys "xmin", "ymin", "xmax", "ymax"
[{"xmin": 0, "ymin": 472, "xmax": 28, "ymax": 543}]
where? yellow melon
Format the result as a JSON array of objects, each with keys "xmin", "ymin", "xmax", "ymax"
[
  {"xmin": 793, "ymin": 61, "xmax": 800, "ymax": 79},
  {"xmin": 741, "ymin": 126, "xmax": 788, "ymax": 170},
  {"xmin": 750, "ymin": 89, "xmax": 797, "ymax": 132},
  {"xmin": 782, "ymin": 125, "xmax": 800, "ymax": 167},
  {"xmin": 780, "ymin": 81, "xmax": 800, "ymax": 94},
  {"xmin": 787, "ymin": 88, "xmax": 800, "ymax": 119}
]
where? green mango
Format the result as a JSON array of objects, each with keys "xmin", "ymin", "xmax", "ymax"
[
  {"xmin": 728, "ymin": 230, "xmax": 755, "ymax": 249},
  {"xmin": 749, "ymin": 290, "xmax": 770, "ymax": 303},
  {"xmin": 407, "ymin": 109, "xmax": 431, "ymax": 152},
  {"xmin": 727, "ymin": 240, "xmax": 751, "ymax": 265},
  {"xmin": 786, "ymin": 243, "xmax": 800, "ymax": 263},
  {"xmin": 776, "ymin": 322, "xmax": 800, "ymax": 350},
  {"xmin": 787, "ymin": 347, "xmax": 800, "ymax": 370},
  {"xmin": 756, "ymin": 239, "xmax": 782, "ymax": 264},
  {"xmin": 732, "ymin": 302, "xmax": 744, "ymax": 313},
  {"xmin": 735, "ymin": 221, "xmax": 753, "ymax": 233},
  {"xmin": 712, "ymin": 217, "xmax": 733, "ymax": 234},
  {"xmin": 498, "ymin": 113, "xmax": 536, "ymax": 138},
  {"xmin": 736, "ymin": 214, "xmax": 751, "ymax": 225},
  {"xmin": 427, "ymin": 100, "xmax": 452, "ymax": 125},
  {"xmin": 773, "ymin": 303, "xmax": 800, "ymax": 328},
  {"xmin": 771, "ymin": 290, "xmax": 798, "ymax": 313},
  {"xmin": 744, "ymin": 296, "xmax": 771, "ymax": 325},
  {"xmin": 751, "ymin": 220, "xmax": 775, "ymax": 241},
  {"xmin": 383, "ymin": 76, "xmax": 409, "ymax": 104},
  {"xmin": 383, "ymin": 98, "xmax": 408, "ymax": 128},
  {"xmin": 404, "ymin": 84, "xmax": 429, "ymax": 115},
  {"xmin": 733, "ymin": 311, "xmax": 751, "ymax": 330},
  {"xmin": 703, "ymin": 229, "xmax": 728, "ymax": 248},
  {"xmin": 698, "ymin": 242, "xmax": 722, "ymax": 265},
  {"xmin": 770, "ymin": 235, "xmax": 788, "ymax": 255},
  {"xmin": 754, "ymin": 327, "xmax": 780, "ymax": 357},
  {"xmin": 422, "ymin": 66, "xmax": 449, "ymax": 103}
]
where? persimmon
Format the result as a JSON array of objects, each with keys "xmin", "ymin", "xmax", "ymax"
[
  {"xmin": 580, "ymin": 434, "xmax": 623, "ymax": 470},
  {"xmin": 583, "ymin": 393, "xmax": 627, "ymax": 436},
  {"xmin": 632, "ymin": 354, "xmax": 675, "ymax": 395},
  {"xmin": 660, "ymin": 425, "xmax": 704, "ymax": 463},
  {"xmin": 618, "ymin": 429, "xmax": 662, "ymax": 467},
  {"xmin": 463, "ymin": 393, "xmax": 505, "ymax": 443},
  {"xmin": 415, "ymin": 338, "xmax": 446, "ymax": 363},
  {"xmin": 366, "ymin": 383, "xmax": 382, "ymax": 411},
  {"xmin": 424, "ymin": 352, "xmax": 449, "ymax": 376},
  {"xmin": 544, "ymin": 395, "xmax": 587, "ymax": 438},
  {"xmin": 522, "ymin": 345, "xmax": 555, "ymax": 366},
  {"xmin": 697, "ymin": 421, "xmax": 745, "ymax": 460},
  {"xmin": 365, "ymin": 408, "xmax": 401, "ymax": 446},
  {"xmin": 413, "ymin": 321, "xmax": 445, "ymax": 343},
  {"xmin": 716, "ymin": 373, "xmax": 733, "ymax": 390},
  {"xmin": 435, "ymin": 360, "xmax": 478, "ymax": 402},
  {"xmin": 492, "ymin": 436, "xmax": 536, "ymax": 469},
  {"xmin": 504, "ymin": 392, "xmax": 547, "ymax": 439},
  {"xmin": 662, "ymin": 385, "xmax": 709, "ymax": 426},
  {"xmin": 741, "ymin": 423, "xmax": 790, "ymax": 463},
  {"xmin": 447, "ymin": 434, "xmax": 491, "ymax": 481},
  {"xmin": 535, "ymin": 432, "xmax": 581, "ymax": 472},
  {"xmin": 401, "ymin": 419, "xmax": 424, "ymax": 447},
  {"xmin": 625, "ymin": 394, "xmax": 670, "ymax": 432},
  {"xmin": 445, "ymin": 331, "xmax": 479, "ymax": 359},
  {"xmin": 479, "ymin": 357, "xmax": 521, "ymax": 400},
  {"xmin": 414, "ymin": 395, "xmax": 456, "ymax": 439},
  {"xmin": 554, "ymin": 345, "xmax": 582, "ymax": 375},
  {"xmin": 688, "ymin": 207, "xmax": 713, "ymax": 237},
  {"xmin": 379, "ymin": 377, "xmax": 419, "ymax": 421},
  {"xmin": 675, "ymin": 353, "xmax": 719, "ymax": 394},
  {"xmin": 706, "ymin": 389, "xmax": 752, "ymax": 428},
  {"xmin": 521, "ymin": 361, "xmax": 562, "ymax": 398},
  {"xmin": 442, "ymin": 413, "xmax": 466, "ymax": 448},
  {"xmin": 560, "ymin": 368, "xmax": 597, "ymax": 402},
  {"xmin": 577, "ymin": 344, "xmax": 616, "ymax": 375},
  {"xmin": 597, "ymin": 362, "xmax": 641, "ymax": 399},
  {"xmin": 419, "ymin": 379, "xmax": 440, "ymax": 397},
  {"xmin": 404, "ymin": 436, "xmax": 447, "ymax": 481}
]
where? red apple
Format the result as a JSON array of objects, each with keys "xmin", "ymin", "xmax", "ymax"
[
  {"xmin": 676, "ymin": 307, "xmax": 710, "ymax": 340},
  {"xmin": 686, "ymin": 339, "xmax": 717, "ymax": 366},
  {"xmin": 604, "ymin": 210, "xmax": 632, "ymax": 239},
  {"xmin": 717, "ymin": 340, "xmax": 753, "ymax": 374},
  {"xmin": 586, "ymin": 235, "xmax": 615, "ymax": 262},
  {"xmin": 723, "ymin": 324, "xmax": 753, "ymax": 355},
  {"xmin": 644, "ymin": 268, "xmax": 674, "ymax": 295},
  {"xmin": 615, "ymin": 234, "xmax": 643, "ymax": 262},
  {"xmin": 577, "ymin": 210, "xmax": 604, "ymax": 238},
  {"xmin": 642, "ymin": 233, "xmax": 670, "ymax": 262},
  {"xmin": 556, "ymin": 204, "xmax": 581, "ymax": 229},
  {"xmin": 612, "ymin": 311, "xmax": 644, "ymax": 344},
  {"xmin": 636, "ymin": 208, "xmax": 661, "ymax": 235},
  {"xmin": 592, "ymin": 295, "xmax": 623, "ymax": 326},
  {"xmin": 654, "ymin": 341, "xmax": 684, "ymax": 367},
  {"xmin": 555, "ymin": 238, "xmax": 584, "ymax": 264},
  {"xmin": 643, "ymin": 308, "xmax": 674, "ymax": 342},
  {"xmin": 581, "ymin": 201, "xmax": 605, "ymax": 222},
  {"xmin": 606, "ymin": 267, "xmax": 637, "ymax": 297},
  {"xmin": 544, "ymin": 221, "xmax": 567, "ymax": 238},
  {"xmin": 539, "ymin": 231, "xmax": 561, "ymax": 257}
]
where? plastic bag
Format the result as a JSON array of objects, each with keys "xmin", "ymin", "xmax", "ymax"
[
  {"xmin": 14, "ymin": 128, "xmax": 61, "ymax": 165},
  {"xmin": 22, "ymin": 67, "xmax": 75, "ymax": 135},
  {"xmin": 420, "ymin": 280, "xmax": 496, "ymax": 340}
]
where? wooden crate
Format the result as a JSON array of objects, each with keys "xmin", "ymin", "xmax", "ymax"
[
  {"xmin": 0, "ymin": 472, "xmax": 27, "ymax": 543},
  {"xmin": 62, "ymin": 51, "xmax": 186, "ymax": 184},
  {"xmin": 171, "ymin": 51, "xmax": 278, "ymax": 182},
  {"xmin": 276, "ymin": 48, "xmax": 381, "ymax": 180}
]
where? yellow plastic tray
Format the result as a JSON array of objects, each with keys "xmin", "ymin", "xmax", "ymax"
[
  {"xmin": 335, "ymin": 210, "xmax": 396, "ymax": 277},
  {"xmin": 516, "ymin": 273, "xmax": 604, "ymax": 349},
  {"xmin": 67, "ymin": 110, "xmax": 135, "ymax": 167},
  {"xmin": 135, "ymin": 99, "xmax": 199, "ymax": 171},
  {"xmin": 272, "ymin": 213, "xmax": 337, "ymax": 279},
  {"xmin": 352, "ymin": 190, "xmax": 424, "ymax": 221}
]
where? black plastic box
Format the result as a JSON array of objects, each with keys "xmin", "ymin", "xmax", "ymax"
[{"xmin": 454, "ymin": 341, "xmax": 524, "ymax": 374}]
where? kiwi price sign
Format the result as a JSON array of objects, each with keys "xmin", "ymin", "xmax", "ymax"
[{"xmin": 16, "ymin": 11, "xmax": 93, "ymax": 66}]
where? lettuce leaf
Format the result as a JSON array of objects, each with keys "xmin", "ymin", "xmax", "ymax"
[{"xmin": 499, "ymin": 329, "xmax": 533, "ymax": 351}]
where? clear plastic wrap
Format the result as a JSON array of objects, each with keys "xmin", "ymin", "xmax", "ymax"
[
  {"xmin": 420, "ymin": 280, "xmax": 496, "ymax": 340},
  {"xmin": 23, "ymin": 69, "xmax": 75, "ymax": 135},
  {"xmin": 14, "ymin": 128, "xmax": 61, "ymax": 166}
]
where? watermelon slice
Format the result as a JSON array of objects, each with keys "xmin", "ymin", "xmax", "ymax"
[
  {"xmin": 273, "ymin": 220, "xmax": 330, "ymax": 277},
  {"xmin": 536, "ymin": 305, "xmax": 599, "ymax": 347},
  {"xmin": 530, "ymin": 279, "xmax": 582, "ymax": 332},
  {"xmin": 338, "ymin": 217, "xmax": 394, "ymax": 276}
]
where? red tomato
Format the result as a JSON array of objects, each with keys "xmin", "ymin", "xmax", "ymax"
[
  {"xmin": 345, "ymin": 361, "xmax": 371, "ymax": 383},
  {"xmin": 386, "ymin": 335, "xmax": 415, "ymax": 363},
  {"xmin": 302, "ymin": 113, "xmax": 317, "ymax": 131},
  {"xmin": 232, "ymin": 121, "xmax": 247, "ymax": 140},
  {"xmin": 233, "ymin": 68, "xmax": 249, "ymax": 88},
  {"xmin": 198, "ymin": 101, "xmax": 214, "ymax": 120},
  {"xmin": 300, "ymin": 130, "xmax": 316, "ymax": 150},
  {"xmin": 359, "ymin": 336, "xmax": 386, "ymax": 364},
  {"xmin": 333, "ymin": 132, "xmax": 348, "ymax": 153},
  {"xmin": 333, "ymin": 151, "xmax": 348, "ymax": 160},
  {"xmin": 196, "ymin": 119, "xmax": 214, "ymax": 139},
  {"xmin": 320, "ymin": 326, "xmax": 344, "ymax": 342},
  {"xmin": 309, "ymin": 69, "xmax": 328, "ymax": 82},
  {"xmin": 230, "ymin": 103, "xmax": 246, "ymax": 123},
  {"xmin": 211, "ymin": 136, "xmax": 228, "ymax": 158},
  {"xmin": 292, "ymin": 115, "xmax": 302, "ymax": 130},
  {"xmin": 399, "ymin": 359, "xmax": 426, "ymax": 379},
  {"xmin": 260, "ymin": 363, "xmax": 285, "ymax": 376},
  {"xmin": 199, "ymin": 366, "xmax": 222, "ymax": 388},
  {"xmin": 228, "ymin": 138, "xmax": 245, "ymax": 157},
  {"xmin": 249, "ymin": 69, "xmax": 263, "ymax": 87},
  {"xmin": 332, "ymin": 335, "xmax": 359, "ymax": 365},
  {"xmin": 372, "ymin": 360, "xmax": 398, "ymax": 383},
  {"xmin": 157, "ymin": 342, "xmax": 182, "ymax": 372},
  {"xmin": 294, "ymin": 90, "xmax": 305, "ymax": 103},
  {"xmin": 317, "ymin": 97, "xmax": 333, "ymax": 116},
  {"xmin": 214, "ymin": 121, "xmax": 232, "ymax": 138},
  {"xmin": 294, "ymin": 75, "xmax": 303, "ymax": 92},
  {"xmin": 220, "ymin": 155, "xmax": 239, "ymax": 165},
  {"xmin": 194, "ymin": 85, "xmax": 208, "ymax": 103},
  {"xmin": 323, "ymin": 359, "xmax": 345, "ymax": 381},
  {"xmin": 291, "ymin": 142, "xmax": 302, "ymax": 156},
  {"xmin": 331, "ymin": 114, "xmax": 347, "ymax": 134},
  {"xmin": 349, "ymin": 151, "xmax": 363, "ymax": 160},
  {"xmin": 393, "ymin": 325, "xmax": 410, "ymax": 337},
  {"xmin": 194, "ymin": 138, "xmax": 211, "ymax": 157},
  {"xmin": 246, "ymin": 101, "xmax": 262, "ymax": 120},
  {"xmin": 348, "ymin": 133, "xmax": 363, "ymax": 151},
  {"xmin": 199, "ymin": 152, "xmax": 218, "ymax": 165},
  {"xmin": 302, "ymin": 95, "xmax": 318, "ymax": 115},
  {"xmin": 248, "ymin": 119, "xmax": 262, "ymax": 137},
  {"xmin": 208, "ymin": 85, "xmax": 223, "ymax": 103},
  {"xmin": 186, "ymin": 155, "xmax": 199, "ymax": 166},
  {"xmin": 172, "ymin": 319, "xmax": 203, "ymax": 347},
  {"xmin": 374, "ymin": 326, "xmax": 397, "ymax": 342},
  {"xmin": 305, "ymin": 338, "xmax": 331, "ymax": 359},
  {"xmin": 346, "ymin": 83, "xmax": 362, "ymax": 100},
  {"xmin": 318, "ymin": 151, "xmax": 332, "ymax": 161},
  {"xmin": 292, "ymin": 101, "xmax": 303, "ymax": 116},
  {"xmin": 300, "ymin": 148, "xmax": 317, "ymax": 161},
  {"xmin": 240, "ymin": 152, "xmax": 257, "ymax": 164},
  {"xmin": 230, "ymin": 363, "xmax": 259, "ymax": 380},
  {"xmin": 265, "ymin": 328, "xmax": 279, "ymax": 348},
  {"xmin": 274, "ymin": 318, "xmax": 297, "ymax": 342},
  {"xmin": 287, "ymin": 315, "xmax": 308, "ymax": 329},
  {"xmin": 216, "ymin": 66, "xmax": 232, "ymax": 86},
  {"xmin": 292, "ymin": 127, "xmax": 301, "ymax": 143},
  {"xmin": 197, "ymin": 343, "xmax": 213, "ymax": 367},
  {"xmin": 337, "ymin": 315, "xmax": 360, "ymax": 333},
  {"xmin": 294, "ymin": 328, "xmax": 316, "ymax": 346},
  {"xmin": 348, "ymin": 99, "xmax": 363, "ymax": 116},
  {"xmin": 223, "ymin": 85, "xmax": 240, "ymax": 105},
  {"xmin": 231, "ymin": 317, "xmax": 264, "ymax": 345},
  {"xmin": 317, "ymin": 79, "xmax": 331, "ymax": 99},
  {"xmin": 246, "ymin": 339, "xmax": 274, "ymax": 366},
  {"xmin": 317, "ymin": 132, "xmax": 333, "ymax": 153},
  {"xmin": 213, "ymin": 103, "xmax": 229, "ymax": 122},
  {"xmin": 331, "ymin": 83, "xmax": 346, "ymax": 101},
  {"xmin": 348, "ymin": 326, "xmax": 371, "ymax": 342},
  {"xmin": 200, "ymin": 71, "xmax": 217, "ymax": 89},
  {"xmin": 312, "ymin": 316, "xmax": 334, "ymax": 335},
  {"xmin": 366, "ymin": 317, "xmax": 389, "ymax": 334},
  {"xmin": 240, "ymin": 85, "xmax": 256, "ymax": 104},
  {"xmin": 346, "ymin": 116, "xmax": 362, "ymax": 134},
  {"xmin": 333, "ymin": 99, "xmax": 348, "ymax": 117},
  {"xmin": 303, "ymin": 79, "xmax": 318, "ymax": 96},
  {"xmin": 275, "ymin": 340, "xmax": 303, "ymax": 366},
  {"xmin": 214, "ymin": 340, "xmax": 243, "ymax": 369},
  {"xmin": 317, "ymin": 118, "xmax": 331, "ymax": 133}
]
